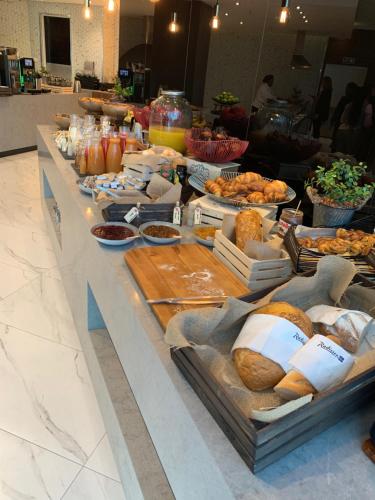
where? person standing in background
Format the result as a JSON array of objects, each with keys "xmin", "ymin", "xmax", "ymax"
[
  {"xmin": 331, "ymin": 82, "xmax": 358, "ymax": 152},
  {"xmin": 252, "ymin": 75, "xmax": 276, "ymax": 113},
  {"xmin": 313, "ymin": 76, "xmax": 332, "ymax": 139},
  {"xmin": 357, "ymin": 85, "xmax": 375, "ymax": 161}
]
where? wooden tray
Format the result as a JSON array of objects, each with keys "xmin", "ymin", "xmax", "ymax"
[
  {"xmin": 171, "ymin": 287, "xmax": 375, "ymax": 472},
  {"xmin": 124, "ymin": 243, "xmax": 249, "ymax": 330}
]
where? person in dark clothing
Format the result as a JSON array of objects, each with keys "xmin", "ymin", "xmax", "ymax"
[
  {"xmin": 331, "ymin": 82, "xmax": 358, "ymax": 152},
  {"xmin": 362, "ymin": 421, "xmax": 375, "ymax": 463},
  {"xmin": 357, "ymin": 85, "xmax": 375, "ymax": 161},
  {"xmin": 313, "ymin": 76, "xmax": 332, "ymax": 139}
]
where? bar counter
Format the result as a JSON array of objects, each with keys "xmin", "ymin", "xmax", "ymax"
[
  {"xmin": 0, "ymin": 92, "xmax": 89, "ymax": 156},
  {"xmin": 37, "ymin": 125, "xmax": 375, "ymax": 500}
]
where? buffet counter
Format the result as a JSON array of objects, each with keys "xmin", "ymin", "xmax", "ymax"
[
  {"xmin": 0, "ymin": 92, "xmax": 89, "ymax": 156},
  {"xmin": 37, "ymin": 125, "xmax": 375, "ymax": 500}
]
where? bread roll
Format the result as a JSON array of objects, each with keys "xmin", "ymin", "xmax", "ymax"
[
  {"xmin": 274, "ymin": 335, "xmax": 342, "ymax": 400},
  {"xmin": 235, "ymin": 210, "xmax": 262, "ymax": 251},
  {"xmin": 233, "ymin": 302, "xmax": 313, "ymax": 391}
]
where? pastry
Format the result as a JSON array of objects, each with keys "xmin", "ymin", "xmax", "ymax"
[
  {"xmin": 216, "ymin": 176, "xmax": 226, "ymax": 186},
  {"xmin": 264, "ymin": 180, "xmax": 288, "ymax": 195},
  {"xmin": 265, "ymin": 192, "xmax": 287, "ymax": 203},
  {"xmin": 248, "ymin": 180, "xmax": 268, "ymax": 192},
  {"xmin": 233, "ymin": 302, "xmax": 313, "ymax": 391},
  {"xmin": 307, "ymin": 305, "xmax": 373, "ymax": 353},
  {"xmin": 247, "ymin": 191, "xmax": 266, "ymax": 204},
  {"xmin": 205, "ymin": 180, "xmax": 222, "ymax": 196},
  {"xmin": 235, "ymin": 210, "xmax": 262, "ymax": 251},
  {"xmin": 236, "ymin": 172, "xmax": 262, "ymax": 184},
  {"xmin": 274, "ymin": 335, "xmax": 344, "ymax": 400},
  {"xmin": 297, "ymin": 237, "xmax": 314, "ymax": 248}
]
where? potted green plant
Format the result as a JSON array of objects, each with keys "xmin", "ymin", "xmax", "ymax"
[
  {"xmin": 111, "ymin": 77, "xmax": 133, "ymax": 103},
  {"xmin": 306, "ymin": 160, "xmax": 375, "ymax": 226}
]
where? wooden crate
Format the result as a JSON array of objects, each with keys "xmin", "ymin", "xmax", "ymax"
[
  {"xmin": 214, "ymin": 229, "xmax": 292, "ymax": 291},
  {"xmin": 170, "ymin": 285, "xmax": 375, "ymax": 472}
]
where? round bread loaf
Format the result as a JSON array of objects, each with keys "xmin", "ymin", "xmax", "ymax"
[{"xmin": 233, "ymin": 302, "xmax": 313, "ymax": 391}]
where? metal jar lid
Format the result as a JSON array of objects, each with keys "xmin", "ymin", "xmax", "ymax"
[{"xmin": 161, "ymin": 90, "xmax": 185, "ymax": 97}]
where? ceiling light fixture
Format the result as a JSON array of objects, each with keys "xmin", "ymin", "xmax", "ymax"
[
  {"xmin": 83, "ymin": 0, "xmax": 92, "ymax": 20},
  {"xmin": 240, "ymin": 20, "xmax": 244, "ymax": 25},
  {"xmin": 210, "ymin": 1, "xmax": 221, "ymax": 30},
  {"xmin": 296, "ymin": 5, "xmax": 300, "ymax": 9},
  {"xmin": 279, "ymin": 0, "xmax": 290, "ymax": 24},
  {"xmin": 107, "ymin": 0, "xmax": 115, "ymax": 12},
  {"xmin": 305, "ymin": 19, "xmax": 308, "ymax": 23},
  {"xmin": 149, "ymin": 0, "xmax": 160, "ymax": 3},
  {"xmin": 168, "ymin": 12, "xmax": 179, "ymax": 33},
  {"xmin": 235, "ymin": 2, "xmax": 240, "ymax": 6},
  {"xmin": 225, "ymin": 12, "xmax": 229, "ymax": 16}
]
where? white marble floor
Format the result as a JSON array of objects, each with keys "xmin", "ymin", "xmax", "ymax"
[{"xmin": 0, "ymin": 151, "xmax": 126, "ymax": 499}]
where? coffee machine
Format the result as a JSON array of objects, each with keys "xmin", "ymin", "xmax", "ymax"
[
  {"xmin": 0, "ymin": 47, "xmax": 20, "ymax": 95},
  {"xmin": 19, "ymin": 57, "xmax": 35, "ymax": 92}
]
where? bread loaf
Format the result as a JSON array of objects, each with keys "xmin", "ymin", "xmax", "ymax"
[
  {"xmin": 233, "ymin": 302, "xmax": 313, "ymax": 391},
  {"xmin": 235, "ymin": 210, "xmax": 262, "ymax": 251},
  {"xmin": 274, "ymin": 335, "xmax": 342, "ymax": 400}
]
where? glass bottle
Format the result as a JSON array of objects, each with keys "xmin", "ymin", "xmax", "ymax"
[
  {"xmin": 106, "ymin": 133, "xmax": 122, "ymax": 173},
  {"xmin": 149, "ymin": 90, "xmax": 192, "ymax": 154},
  {"xmin": 125, "ymin": 132, "xmax": 138, "ymax": 152},
  {"xmin": 87, "ymin": 134, "xmax": 106, "ymax": 175}
]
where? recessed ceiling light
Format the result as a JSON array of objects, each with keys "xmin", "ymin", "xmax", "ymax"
[
  {"xmin": 303, "ymin": 15, "xmax": 306, "ymax": 18},
  {"xmin": 235, "ymin": 2, "xmax": 240, "ymax": 5},
  {"xmin": 225, "ymin": 12, "xmax": 229, "ymax": 16},
  {"xmin": 299, "ymin": 11, "xmax": 303, "ymax": 15},
  {"xmin": 296, "ymin": 5, "xmax": 300, "ymax": 9},
  {"xmin": 240, "ymin": 20, "xmax": 244, "ymax": 24},
  {"xmin": 305, "ymin": 19, "xmax": 308, "ymax": 23}
]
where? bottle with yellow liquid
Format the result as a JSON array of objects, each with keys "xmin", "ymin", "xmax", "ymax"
[{"xmin": 149, "ymin": 91, "xmax": 192, "ymax": 154}]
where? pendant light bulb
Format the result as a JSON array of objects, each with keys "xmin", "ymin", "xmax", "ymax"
[
  {"xmin": 169, "ymin": 12, "xmax": 179, "ymax": 33},
  {"xmin": 279, "ymin": 0, "xmax": 290, "ymax": 24},
  {"xmin": 149, "ymin": 0, "xmax": 160, "ymax": 3},
  {"xmin": 210, "ymin": 2, "xmax": 220, "ymax": 30},
  {"xmin": 107, "ymin": 0, "xmax": 115, "ymax": 12},
  {"xmin": 83, "ymin": 0, "xmax": 91, "ymax": 20}
]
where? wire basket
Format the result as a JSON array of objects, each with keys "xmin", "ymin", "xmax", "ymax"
[
  {"xmin": 185, "ymin": 132, "xmax": 248, "ymax": 163},
  {"xmin": 284, "ymin": 226, "xmax": 375, "ymax": 286}
]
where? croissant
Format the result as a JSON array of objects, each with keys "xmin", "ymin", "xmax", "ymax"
[
  {"xmin": 265, "ymin": 192, "xmax": 287, "ymax": 203},
  {"xmin": 247, "ymin": 191, "xmax": 266, "ymax": 204},
  {"xmin": 222, "ymin": 190, "xmax": 237, "ymax": 197},
  {"xmin": 233, "ymin": 183, "xmax": 249, "ymax": 193},
  {"xmin": 236, "ymin": 172, "xmax": 262, "ymax": 184},
  {"xmin": 248, "ymin": 180, "xmax": 269, "ymax": 192},
  {"xmin": 348, "ymin": 241, "xmax": 363, "ymax": 256},
  {"xmin": 264, "ymin": 180, "xmax": 288, "ymax": 195},
  {"xmin": 216, "ymin": 176, "xmax": 226, "ymax": 186},
  {"xmin": 205, "ymin": 180, "xmax": 222, "ymax": 196},
  {"xmin": 297, "ymin": 237, "xmax": 314, "ymax": 248}
]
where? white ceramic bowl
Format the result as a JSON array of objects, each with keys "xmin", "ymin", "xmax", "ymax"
[
  {"xmin": 192, "ymin": 224, "xmax": 219, "ymax": 247},
  {"xmin": 139, "ymin": 221, "xmax": 181, "ymax": 245},
  {"xmin": 90, "ymin": 222, "xmax": 139, "ymax": 246}
]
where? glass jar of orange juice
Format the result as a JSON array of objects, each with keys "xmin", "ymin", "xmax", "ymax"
[
  {"xmin": 87, "ymin": 134, "xmax": 105, "ymax": 175},
  {"xmin": 149, "ymin": 91, "xmax": 192, "ymax": 154},
  {"xmin": 106, "ymin": 134, "xmax": 122, "ymax": 173}
]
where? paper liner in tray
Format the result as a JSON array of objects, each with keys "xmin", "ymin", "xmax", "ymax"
[{"xmin": 165, "ymin": 256, "xmax": 375, "ymax": 423}]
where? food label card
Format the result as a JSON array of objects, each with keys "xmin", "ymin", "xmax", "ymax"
[
  {"xmin": 231, "ymin": 314, "xmax": 308, "ymax": 371},
  {"xmin": 288, "ymin": 334, "xmax": 354, "ymax": 391}
]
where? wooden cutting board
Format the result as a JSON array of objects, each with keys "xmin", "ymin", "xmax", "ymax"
[{"xmin": 124, "ymin": 243, "xmax": 249, "ymax": 330}]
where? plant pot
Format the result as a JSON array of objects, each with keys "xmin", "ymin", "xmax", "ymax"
[
  {"xmin": 306, "ymin": 187, "xmax": 366, "ymax": 227},
  {"xmin": 312, "ymin": 203, "xmax": 356, "ymax": 227}
]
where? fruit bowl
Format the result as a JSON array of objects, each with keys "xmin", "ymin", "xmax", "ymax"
[
  {"xmin": 53, "ymin": 113, "xmax": 70, "ymax": 130},
  {"xmin": 185, "ymin": 131, "xmax": 249, "ymax": 163},
  {"xmin": 78, "ymin": 97, "xmax": 104, "ymax": 113},
  {"xmin": 101, "ymin": 102, "xmax": 133, "ymax": 121}
]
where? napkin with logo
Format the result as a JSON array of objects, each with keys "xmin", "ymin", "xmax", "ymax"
[{"xmin": 165, "ymin": 256, "xmax": 375, "ymax": 422}]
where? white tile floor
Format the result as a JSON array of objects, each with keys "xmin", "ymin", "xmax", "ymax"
[{"xmin": 0, "ymin": 151, "xmax": 126, "ymax": 499}]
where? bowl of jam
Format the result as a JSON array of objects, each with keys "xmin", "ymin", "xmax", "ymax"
[
  {"xmin": 139, "ymin": 221, "xmax": 181, "ymax": 244},
  {"xmin": 91, "ymin": 222, "xmax": 139, "ymax": 246}
]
